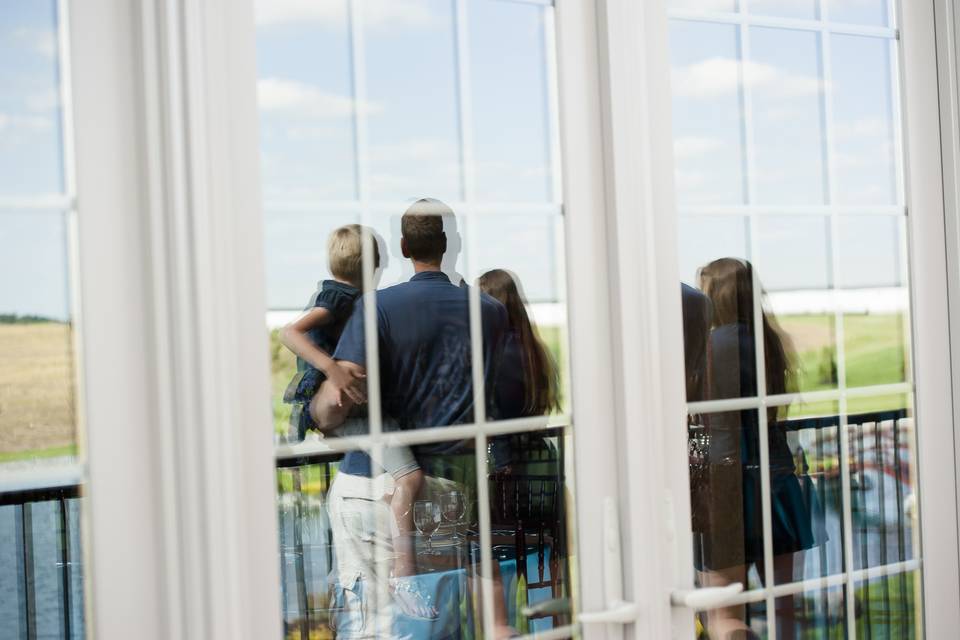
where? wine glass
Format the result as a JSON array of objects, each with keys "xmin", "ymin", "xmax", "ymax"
[
  {"xmin": 440, "ymin": 491, "xmax": 466, "ymax": 541},
  {"xmin": 414, "ymin": 500, "xmax": 441, "ymax": 554}
]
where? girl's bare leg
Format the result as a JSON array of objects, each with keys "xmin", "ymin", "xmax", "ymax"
[{"xmin": 697, "ymin": 564, "xmax": 751, "ymax": 639}]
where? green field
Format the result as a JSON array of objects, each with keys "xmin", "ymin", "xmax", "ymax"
[{"xmin": 0, "ymin": 313, "xmax": 909, "ymax": 460}]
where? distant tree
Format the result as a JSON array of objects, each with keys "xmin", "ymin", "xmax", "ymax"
[{"xmin": 0, "ymin": 313, "xmax": 58, "ymax": 324}]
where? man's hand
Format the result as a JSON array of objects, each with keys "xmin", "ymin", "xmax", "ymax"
[
  {"xmin": 310, "ymin": 360, "xmax": 367, "ymax": 432},
  {"xmin": 325, "ymin": 362, "xmax": 367, "ymax": 406}
]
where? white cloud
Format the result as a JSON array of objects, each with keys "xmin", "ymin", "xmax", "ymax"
[
  {"xmin": 369, "ymin": 139, "xmax": 455, "ymax": 164},
  {"xmin": 25, "ymin": 89, "xmax": 59, "ymax": 113},
  {"xmin": 11, "ymin": 27, "xmax": 56, "ymax": 58},
  {"xmin": 673, "ymin": 136, "xmax": 722, "ymax": 160},
  {"xmin": 0, "ymin": 112, "xmax": 53, "ymax": 133},
  {"xmin": 672, "ymin": 57, "xmax": 824, "ymax": 99},
  {"xmin": 258, "ymin": 78, "xmax": 380, "ymax": 118},
  {"xmin": 255, "ymin": 0, "xmax": 440, "ymax": 30},
  {"xmin": 834, "ymin": 116, "xmax": 890, "ymax": 140}
]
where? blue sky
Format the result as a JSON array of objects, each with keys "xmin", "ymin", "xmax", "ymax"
[{"xmin": 0, "ymin": 0, "xmax": 905, "ymax": 319}]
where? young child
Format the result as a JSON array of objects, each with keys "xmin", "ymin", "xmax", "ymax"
[{"xmin": 280, "ymin": 224, "xmax": 432, "ymax": 617}]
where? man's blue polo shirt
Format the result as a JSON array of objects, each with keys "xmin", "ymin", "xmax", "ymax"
[{"xmin": 334, "ymin": 271, "xmax": 508, "ymax": 476}]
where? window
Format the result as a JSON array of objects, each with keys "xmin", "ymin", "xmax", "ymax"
[
  {"xmin": 0, "ymin": 0, "xmax": 85, "ymax": 637},
  {"xmin": 670, "ymin": 1, "xmax": 919, "ymax": 637},
  {"xmin": 254, "ymin": 1, "xmax": 577, "ymax": 637}
]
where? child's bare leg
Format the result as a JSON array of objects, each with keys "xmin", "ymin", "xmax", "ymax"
[
  {"xmin": 388, "ymin": 469, "xmax": 439, "ymax": 619},
  {"xmin": 390, "ymin": 468, "xmax": 423, "ymax": 577}
]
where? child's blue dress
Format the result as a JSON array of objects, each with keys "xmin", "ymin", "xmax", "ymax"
[{"xmin": 283, "ymin": 279, "xmax": 360, "ymax": 440}]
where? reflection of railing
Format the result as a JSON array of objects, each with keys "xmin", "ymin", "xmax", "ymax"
[
  {"xmin": 276, "ymin": 454, "xmax": 339, "ymax": 640},
  {"xmin": 0, "ymin": 483, "xmax": 83, "ymax": 639},
  {"xmin": 690, "ymin": 408, "xmax": 916, "ymax": 633}
]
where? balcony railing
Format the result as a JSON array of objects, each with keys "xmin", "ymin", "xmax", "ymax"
[{"xmin": 0, "ymin": 409, "xmax": 916, "ymax": 639}]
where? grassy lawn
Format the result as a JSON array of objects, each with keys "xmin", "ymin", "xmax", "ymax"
[{"xmin": 779, "ymin": 313, "xmax": 909, "ymax": 416}]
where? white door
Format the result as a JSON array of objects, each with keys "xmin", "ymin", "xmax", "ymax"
[
  {"xmin": 604, "ymin": 0, "xmax": 960, "ymax": 638},
  {"xmin": 35, "ymin": 0, "xmax": 960, "ymax": 638}
]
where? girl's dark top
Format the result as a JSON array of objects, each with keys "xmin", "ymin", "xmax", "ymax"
[
  {"xmin": 697, "ymin": 322, "xmax": 820, "ymax": 569},
  {"xmin": 283, "ymin": 280, "xmax": 360, "ymax": 436}
]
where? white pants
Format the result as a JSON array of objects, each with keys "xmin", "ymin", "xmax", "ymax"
[{"xmin": 328, "ymin": 471, "xmax": 407, "ymax": 640}]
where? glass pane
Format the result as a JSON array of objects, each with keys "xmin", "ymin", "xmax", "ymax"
[
  {"xmin": 1, "ymin": 4, "xmax": 83, "ymax": 638},
  {"xmin": 847, "ymin": 395, "xmax": 916, "ymax": 572},
  {"xmin": 771, "ymin": 401, "xmax": 844, "ymax": 584},
  {"xmin": 750, "ymin": 28, "xmax": 826, "ymax": 205},
  {"xmin": 837, "ymin": 215, "xmax": 909, "ymax": 389},
  {"xmin": 670, "ymin": 20, "xmax": 746, "ymax": 205},
  {"xmin": 278, "ymin": 452, "xmax": 486, "ymax": 639},
  {"xmin": 364, "ymin": 0, "xmax": 461, "ymax": 203},
  {"xmin": 471, "ymin": 213, "xmax": 569, "ymax": 418},
  {"xmin": 786, "ymin": 585, "xmax": 847, "ymax": 638},
  {"xmin": 854, "ymin": 572, "xmax": 920, "ymax": 638},
  {"xmin": 690, "ymin": 409, "xmax": 761, "ymax": 587},
  {"xmin": 257, "ymin": 5, "xmax": 577, "ymax": 637},
  {"xmin": 255, "ymin": 0, "xmax": 357, "ymax": 203},
  {"xmin": 670, "ymin": 0, "xmax": 738, "ymax": 12},
  {"xmin": 696, "ymin": 598, "xmax": 768, "ymax": 639},
  {"xmin": 0, "ymin": 504, "xmax": 26, "ymax": 637},
  {"xmin": 830, "ymin": 35, "xmax": 897, "ymax": 205},
  {"xmin": 0, "ymin": 0, "xmax": 64, "ymax": 197},
  {"xmin": 469, "ymin": 0, "xmax": 554, "ymax": 203},
  {"xmin": 755, "ymin": 215, "xmax": 837, "ymax": 395},
  {"xmin": 487, "ymin": 427, "xmax": 572, "ymax": 634},
  {"xmin": 830, "ymin": 0, "xmax": 890, "ymax": 27},
  {"xmin": 751, "ymin": 0, "xmax": 817, "ymax": 20},
  {"xmin": 0, "ymin": 212, "xmax": 76, "ymax": 463}
]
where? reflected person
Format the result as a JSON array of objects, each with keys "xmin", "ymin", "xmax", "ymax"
[
  {"xmin": 312, "ymin": 199, "xmax": 513, "ymax": 638},
  {"xmin": 479, "ymin": 268, "xmax": 561, "ymax": 473},
  {"xmin": 694, "ymin": 258, "xmax": 819, "ymax": 640}
]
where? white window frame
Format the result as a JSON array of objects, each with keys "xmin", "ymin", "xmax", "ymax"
[
  {"xmin": 63, "ymin": 0, "xmax": 960, "ymax": 639},
  {"xmin": 594, "ymin": 0, "xmax": 960, "ymax": 638}
]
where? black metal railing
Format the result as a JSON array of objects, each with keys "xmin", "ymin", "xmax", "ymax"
[{"xmin": 0, "ymin": 485, "xmax": 83, "ymax": 640}]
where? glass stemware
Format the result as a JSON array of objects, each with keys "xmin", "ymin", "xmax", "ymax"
[
  {"xmin": 414, "ymin": 500, "xmax": 441, "ymax": 554},
  {"xmin": 440, "ymin": 491, "xmax": 466, "ymax": 542}
]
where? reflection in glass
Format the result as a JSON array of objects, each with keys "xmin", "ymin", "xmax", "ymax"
[
  {"xmin": 0, "ymin": 212, "xmax": 76, "ymax": 462},
  {"xmin": 469, "ymin": 0, "xmax": 553, "ymax": 202},
  {"xmin": 669, "ymin": 0, "xmax": 737, "ymax": 12},
  {"xmin": 0, "ymin": 0, "xmax": 64, "ymax": 197},
  {"xmin": 479, "ymin": 268, "xmax": 561, "ymax": 421},
  {"xmin": 830, "ymin": 0, "xmax": 889, "ymax": 27},
  {"xmin": 830, "ymin": 34, "xmax": 897, "ymax": 205},
  {"xmin": 669, "ymin": 20, "xmax": 746, "ymax": 205},
  {"xmin": 854, "ymin": 573, "xmax": 920, "ymax": 638},
  {"xmin": 836, "ymin": 215, "xmax": 910, "ymax": 390},
  {"xmin": 487, "ymin": 428, "xmax": 571, "ymax": 635},
  {"xmin": 364, "ymin": 0, "xmax": 461, "ymax": 202},
  {"xmin": 771, "ymin": 402, "xmax": 842, "ymax": 584},
  {"xmin": 255, "ymin": 0, "xmax": 356, "ymax": 202},
  {"xmin": 847, "ymin": 396, "xmax": 916, "ymax": 572},
  {"xmin": 750, "ymin": 28, "xmax": 826, "ymax": 204},
  {"xmin": 785, "ymin": 586, "xmax": 846, "ymax": 638},
  {"xmin": 756, "ymin": 216, "xmax": 838, "ymax": 395},
  {"xmin": 677, "ymin": 215, "xmax": 749, "ymax": 288},
  {"xmin": 751, "ymin": 0, "xmax": 817, "ymax": 20}
]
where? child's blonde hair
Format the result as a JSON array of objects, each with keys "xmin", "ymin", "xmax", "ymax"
[{"xmin": 327, "ymin": 224, "xmax": 379, "ymax": 285}]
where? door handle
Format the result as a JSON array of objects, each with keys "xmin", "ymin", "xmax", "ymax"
[
  {"xmin": 670, "ymin": 583, "xmax": 744, "ymax": 610},
  {"xmin": 579, "ymin": 600, "xmax": 642, "ymax": 624}
]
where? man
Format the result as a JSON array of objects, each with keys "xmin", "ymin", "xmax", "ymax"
[{"xmin": 312, "ymin": 198, "xmax": 509, "ymax": 639}]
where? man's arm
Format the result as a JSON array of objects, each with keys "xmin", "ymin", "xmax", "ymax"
[{"xmin": 310, "ymin": 360, "xmax": 367, "ymax": 431}]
